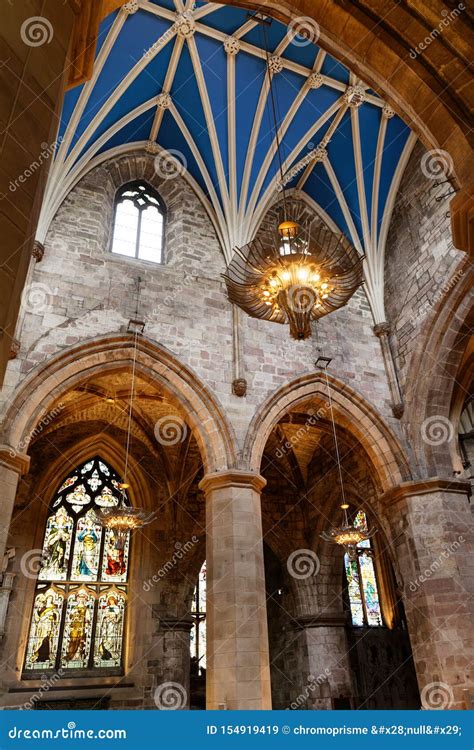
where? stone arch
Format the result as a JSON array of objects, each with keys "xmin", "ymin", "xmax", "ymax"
[
  {"xmin": 244, "ymin": 371, "xmax": 411, "ymax": 491},
  {"xmin": 3, "ymin": 334, "xmax": 238, "ymax": 474},
  {"xmin": 403, "ymin": 258, "xmax": 474, "ymax": 476}
]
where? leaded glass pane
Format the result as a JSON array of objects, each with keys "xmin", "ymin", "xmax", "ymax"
[
  {"xmin": 101, "ymin": 529, "xmax": 129, "ymax": 583},
  {"xmin": 70, "ymin": 509, "xmax": 102, "ymax": 581},
  {"xmin": 344, "ymin": 554, "xmax": 364, "ymax": 626},
  {"xmin": 24, "ymin": 456, "xmax": 130, "ymax": 674},
  {"xmin": 359, "ymin": 552, "xmax": 383, "ymax": 626},
  {"xmin": 38, "ymin": 507, "xmax": 74, "ymax": 581},
  {"xmin": 25, "ymin": 586, "xmax": 64, "ymax": 670},
  {"xmin": 61, "ymin": 588, "xmax": 95, "ymax": 668},
  {"xmin": 94, "ymin": 590, "xmax": 126, "ymax": 667}
]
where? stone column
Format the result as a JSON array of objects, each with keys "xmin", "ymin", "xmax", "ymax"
[
  {"xmin": 199, "ymin": 470, "xmax": 271, "ymax": 710},
  {"xmin": 384, "ymin": 478, "xmax": 473, "ymax": 709},
  {"xmin": 0, "ymin": 448, "xmax": 30, "ymax": 564},
  {"xmin": 373, "ymin": 322, "xmax": 404, "ymax": 418},
  {"xmin": 292, "ymin": 613, "xmax": 353, "ymax": 710}
]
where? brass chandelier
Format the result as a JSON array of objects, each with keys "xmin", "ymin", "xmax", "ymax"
[
  {"xmin": 223, "ymin": 218, "xmax": 364, "ymax": 340},
  {"xmin": 223, "ymin": 16, "xmax": 364, "ymax": 341}
]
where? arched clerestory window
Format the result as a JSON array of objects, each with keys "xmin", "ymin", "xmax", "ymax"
[
  {"xmin": 344, "ymin": 510, "xmax": 383, "ymax": 627},
  {"xmin": 111, "ymin": 181, "xmax": 165, "ymax": 263},
  {"xmin": 23, "ymin": 457, "xmax": 130, "ymax": 675}
]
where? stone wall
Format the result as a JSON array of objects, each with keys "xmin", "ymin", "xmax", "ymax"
[
  {"xmin": 2, "ymin": 152, "xmax": 396, "ymax": 455},
  {"xmin": 384, "ymin": 141, "xmax": 464, "ymax": 393}
]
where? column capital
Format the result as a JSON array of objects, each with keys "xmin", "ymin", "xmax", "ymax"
[
  {"xmin": 159, "ymin": 616, "xmax": 193, "ymax": 633},
  {"xmin": 381, "ymin": 476, "xmax": 471, "ymax": 506},
  {"xmin": 373, "ymin": 321, "xmax": 391, "ymax": 337},
  {"xmin": 0, "ymin": 446, "xmax": 30, "ymax": 475},
  {"xmin": 292, "ymin": 612, "xmax": 349, "ymax": 629},
  {"xmin": 199, "ymin": 469, "xmax": 266, "ymax": 494}
]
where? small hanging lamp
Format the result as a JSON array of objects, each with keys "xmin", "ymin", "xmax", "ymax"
[
  {"xmin": 95, "ymin": 277, "xmax": 157, "ymax": 539},
  {"xmin": 317, "ymin": 357, "xmax": 376, "ymax": 558}
]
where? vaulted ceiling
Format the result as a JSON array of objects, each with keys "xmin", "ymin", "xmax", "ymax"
[{"xmin": 37, "ymin": 0, "xmax": 417, "ymax": 323}]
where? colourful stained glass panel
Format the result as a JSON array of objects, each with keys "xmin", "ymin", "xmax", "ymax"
[
  {"xmin": 93, "ymin": 590, "xmax": 126, "ymax": 667},
  {"xmin": 101, "ymin": 530, "xmax": 129, "ymax": 583},
  {"xmin": 38, "ymin": 507, "xmax": 74, "ymax": 581},
  {"xmin": 359, "ymin": 552, "xmax": 383, "ymax": 626},
  {"xmin": 66, "ymin": 484, "xmax": 91, "ymax": 510},
  {"xmin": 25, "ymin": 586, "xmax": 64, "ymax": 670},
  {"xmin": 70, "ymin": 509, "xmax": 102, "ymax": 581},
  {"xmin": 24, "ymin": 457, "xmax": 130, "ymax": 675},
  {"xmin": 87, "ymin": 470, "xmax": 102, "ymax": 492},
  {"xmin": 344, "ymin": 554, "xmax": 364, "ymax": 626},
  {"xmin": 61, "ymin": 588, "xmax": 95, "ymax": 668},
  {"xmin": 95, "ymin": 486, "xmax": 119, "ymax": 507}
]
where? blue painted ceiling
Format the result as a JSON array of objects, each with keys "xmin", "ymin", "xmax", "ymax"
[{"xmin": 44, "ymin": 0, "xmax": 416, "ymax": 319}]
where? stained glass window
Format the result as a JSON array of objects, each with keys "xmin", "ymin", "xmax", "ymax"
[
  {"xmin": 111, "ymin": 182, "xmax": 165, "ymax": 263},
  {"xmin": 190, "ymin": 561, "xmax": 206, "ymax": 670},
  {"xmin": 344, "ymin": 510, "xmax": 383, "ymax": 627},
  {"xmin": 24, "ymin": 457, "xmax": 129, "ymax": 674}
]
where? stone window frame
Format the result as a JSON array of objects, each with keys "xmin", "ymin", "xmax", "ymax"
[{"xmin": 110, "ymin": 180, "xmax": 166, "ymax": 265}]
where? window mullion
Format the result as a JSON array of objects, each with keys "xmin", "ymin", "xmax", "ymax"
[{"xmin": 136, "ymin": 207, "xmax": 143, "ymax": 259}]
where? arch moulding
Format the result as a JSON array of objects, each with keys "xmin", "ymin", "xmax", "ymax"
[
  {"xmin": 3, "ymin": 335, "xmax": 238, "ymax": 475},
  {"xmin": 243, "ymin": 371, "xmax": 412, "ymax": 492}
]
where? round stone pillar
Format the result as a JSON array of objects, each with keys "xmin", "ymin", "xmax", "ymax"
[
  {"xmin": 383, "ymin": 478, "xmax": 473, "ymax": 709},
  {"xmin": 199, "ymin": 470, "xmax": 271, "ymax": 710}
]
